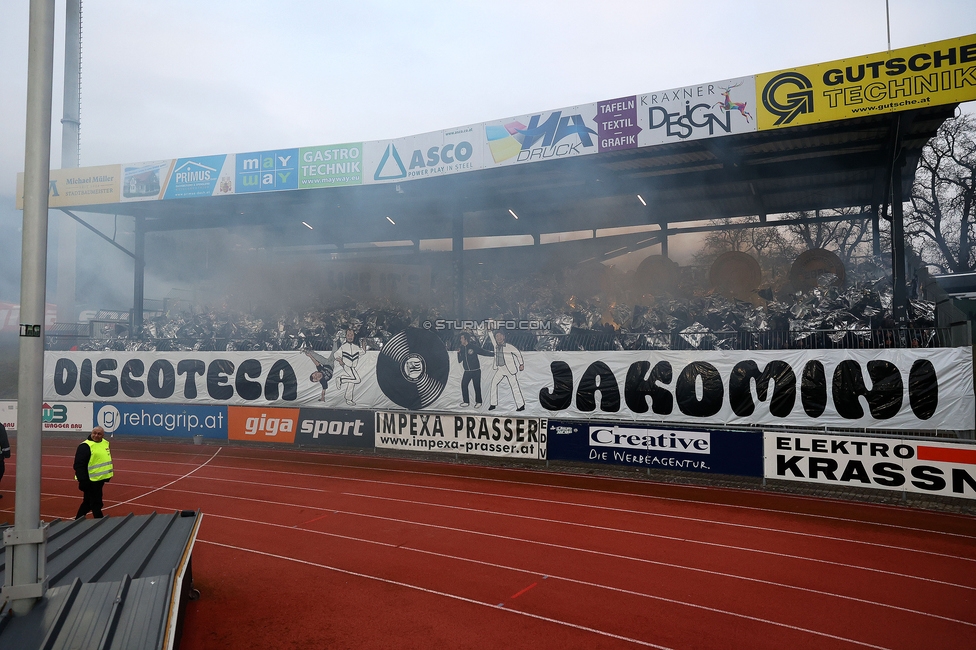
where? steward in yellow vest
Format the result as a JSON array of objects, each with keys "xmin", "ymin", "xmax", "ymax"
[{"xmin": 74, "ymin": 426, "xmax": 113, "ymax": 519}]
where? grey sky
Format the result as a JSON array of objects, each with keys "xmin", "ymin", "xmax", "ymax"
[{"xmin": 2, "ymin": 0, "xmax": 975, "ymax": 199}]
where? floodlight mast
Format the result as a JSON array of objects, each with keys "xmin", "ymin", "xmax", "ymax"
[
  {"xmin": 6, "ymin": 0, "xmax": 57, "ymax": 616},
  {"xmin": 56, "ymin": 0, "xmax": 82, "ymax": 324}
]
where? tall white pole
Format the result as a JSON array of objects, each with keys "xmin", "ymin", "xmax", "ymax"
[
  {"xmin": 57, "ymin": 0, "xmax": 81, "ymax": 324},
  {"xmin": 9, "ymin": 0, "xmax": 57, "ymax": 616}
]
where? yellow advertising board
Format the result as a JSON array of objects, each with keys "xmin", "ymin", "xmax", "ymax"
[
  {"xmin": 756, "ymin": 34, "xmax": 976, "ymax": 130},
  {"xmin": 16, "ymin": 164, "xmax": 121, "ymax": 209}
]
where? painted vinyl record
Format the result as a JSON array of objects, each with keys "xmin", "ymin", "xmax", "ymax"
[{"xmin": 377, "ymin": 328, "xmax": 450, "ymax": 409}]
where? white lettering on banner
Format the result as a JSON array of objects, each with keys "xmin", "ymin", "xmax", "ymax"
[
  {"xmin": 763, "ymin": 432, "xmax": 976, "ymax": 500},
  {"xmin": 374, "ymin": 412, "xmax": 547, "ymax": 460},
  {"xmin": 590, "ymin": 426, "xmax": 710, "ymax": 454},
  {"xmin": 43, "ymin": 348, "xmax": 975, "ymax": 431},
  {"xmin": 300, "ymin": 418, "xmax": 365, "ymax": 438}
]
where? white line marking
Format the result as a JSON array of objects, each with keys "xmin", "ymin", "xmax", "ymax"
[
  {"xmin": 179, "ymin": 462, "xmax": 976, "ymax": 561},
  {"xmin": 42, "ymin": 447, "xmax": 976, "ymax": 536},
  {"xmin": 197, "ymin": 539, "xmax": 673, "ymax": 649},
  {"xmin": 120, "ymin": 487, "xmax": 976, "ymax": 624},
  {"xmin": 103, "ymin": 447, "xmax": 223, "ymax": 511},
  {"xmin": 342, "ymin": 492, "xmax": 976, "ymax": 591},
  {"xmin": 198, "ymin": 538, "xmax": 891, "ymax": 649},
  {"xmin": 196, "ymin": 510, "xmax": 976, "ymax": 629}
]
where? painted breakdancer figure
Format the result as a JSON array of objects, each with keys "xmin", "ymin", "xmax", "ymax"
[
  {"xmin": 336, "ymin": 328, "xmax": 364, "ymax": 406},
  {"xmin": 488, "ymin": 331, "xmax": 525, "ymax": 412},
  {"xmin": 304, "ymin": 341, "xmax": 335, "ymax": 402}
]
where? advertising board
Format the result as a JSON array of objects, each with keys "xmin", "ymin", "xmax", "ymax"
[
  {"xmin": 364, "ymin": 125, "xmax": 483, "ymax": 184},
  {"xmin": 637, "ymin": 76, "xmax": 757, "ymax": 147},
  {"xmin": 227, "ymin": 406, "xmax": 299, "ymax": 444},
  {"xmin": 94, "ymin": 402, "xmax": 227, "ymax": 439},
  {"xmin": 375, "ymin": 411, "xmax": 547, "ymax": 460},
  {"xmin": 764, "ymin": 432, "xmax": 976, "ymax": 500},
  {"xmin": 17, "ymin": 164, "xmax": 120, "ymax": 209},
  {"xmin": 756, "ymin": 34, "xmax": 976, "ymax": 130},
  {"xmin": 297, "ymin": 407, "xmax": 374, "ymax": 448},
  {"xmin": 548, "ymin": 420, "xmax": 762, "ymax": 476}
]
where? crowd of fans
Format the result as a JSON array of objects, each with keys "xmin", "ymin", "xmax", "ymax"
[{"xmin": 64, "ymin": 260, "xmax": 942, "ymax": 353}]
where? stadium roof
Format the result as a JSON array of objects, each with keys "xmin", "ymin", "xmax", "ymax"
[
  {"xmin": 30, "ymin": 33, "xmax": 973, "ymax": 255},
  {"xmin": 0, "ymin": 511, "xmax": 201, "ymax": 650},
  {"xmin": 90, "ymin": 104, "xmax": 953, "ymax": 254}
]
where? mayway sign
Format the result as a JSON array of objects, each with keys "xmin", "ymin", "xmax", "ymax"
[
  {"xmin": 764, "ymin": 433, "xmax": 976, "ymax": 500},
  {"xmin": 549, "ymin": 420, "xmax": 762, "ymax": 476},
  {"xmin": 375, "ymin": 411, "xmax": 547, "ymax": 460}
]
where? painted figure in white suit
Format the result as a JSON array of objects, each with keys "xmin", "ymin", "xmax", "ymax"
[{"xmin": 488, "ymin": 331, "xmax": 525, "ymax": 411}]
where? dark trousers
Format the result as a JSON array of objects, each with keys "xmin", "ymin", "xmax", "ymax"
[
  {"xmin": 461, "ymin": 369, "xmax": 483, "ymax": 404},
  {"xmin": 76, "ymin": 480, "xmax": 106, "ymax": 519}
]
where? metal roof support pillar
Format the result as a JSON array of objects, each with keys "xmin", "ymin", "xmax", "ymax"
[
  {"xmin": 453, "ymin": 212, "xmax": 464, "ymax": 319},
  {"xmin": 660, "ymin": 220, "xmax": 669, "ymax": 259},
  {"xmin": 6, "ymin": 0, "xmax": 57, "ymax": 616},
  {"xmin": 871, "ymin": 203, "xmax": 881, "ymax": 257},
  {"xmin": 132, "ymin": 215, "xmax": 145, "ymax": 339},
  {"xmin": 891, "ymin": 157, "xmax": 908, "ymax": 323},
  {"xmin": 55, "ymin": 0, "xmax": 81, "ymax": 325}
]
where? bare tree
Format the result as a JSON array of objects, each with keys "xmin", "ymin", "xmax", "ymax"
[
  {"xmin": 905, "ymin": 112, "xmax": 976, "ymax": 274},
  {"xmin": 693, "ymin": 216, "xmax": 798, "ymax": 282},
  {"xmin": 785, "ymin": 207, "xmax": 873, "ymax": 266}
]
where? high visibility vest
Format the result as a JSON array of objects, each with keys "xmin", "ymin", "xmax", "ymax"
[{"xmin": 84, "ymin": 439, "xmax": 114, "ymax": 481}]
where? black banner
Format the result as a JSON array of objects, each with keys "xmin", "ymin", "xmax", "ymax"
[
  {"xmin": 297, "ymin": 407, "xmax": 374, "ymax": 448},
  {"xmin": 547, "ymin": 419, "xmax": 762, "ymax": 477}
]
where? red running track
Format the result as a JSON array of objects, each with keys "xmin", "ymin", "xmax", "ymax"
[{"xmin": 1, "ymin": 438, "xmax": 974, "ymax": 649}]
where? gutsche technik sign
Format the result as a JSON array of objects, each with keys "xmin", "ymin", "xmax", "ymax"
[{"xmin": 44, "ymin": 346, "xmax": 974, "ymax": 431}]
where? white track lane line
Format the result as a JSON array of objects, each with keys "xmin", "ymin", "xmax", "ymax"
[
  {"xmin": 195, "ymin": 509, "xmax": 976, "ymax": 630},
  {"xmin": 337, "ymin": 491, "xmax": 976, "ymax": 591},
  {"xmin": 102, "ymin": 447, "xmax": 223, "ymax": 512},
  {"xmin": 170, "ymin": 462, "xmax": 976, "ymax": 561},
  {"xmin": 15, "ymin": 459, "xmax": 976, "ymax": 581},
  {"xmin": 42, "ymin": 449, "xmax": 976, "ymax": 538},
  {"xmin": 198, "ymin": 459, "xmax": 976, "ymax": 542},
  {"xmin": 197, "ymin": 539, "xmax": 672, "ymax": 649},
  {"xmin": 22, "ymin": 472, "xmax": 976, "ymax": 592},
  {"xmin": 117, "ymin": 488, "xmax": 975, "ymax": 625},
  {"xmin": 197, "ymin": 537, "xmax": 890, "ymax": 650}
]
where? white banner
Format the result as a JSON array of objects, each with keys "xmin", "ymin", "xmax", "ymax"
[
  {"xmin": 764, "ymin": 432, "xmax": 976, "ymax": 500},
  {"xmin": 0, "ymin": 400, "xmax": 92, "ymax": 432},
  {"xmin": 638, "ymin": 76, "xmax": 757, "ymax": 147},
  {"xmin": 482, "ymin": 104, "xmax": 600, "ymax": 168},
  {"xmin": 363, "ymin": 124, "xmax": 484, "ymax": 185},
  {"xmin": 0, "ymin": 401, "xmax": 15, "ymax": 430},
  {"xmin": 44, "ymin": 346, "xmax": 974, "ymax": 431},
  {"xmin": 375, "ymin": 412, "xmax": 546, "ymax": 459}
]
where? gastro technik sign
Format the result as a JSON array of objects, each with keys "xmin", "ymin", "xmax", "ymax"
[{"xmin": 764, "ymin": 432, "xmax": 976, "ymax": 500}]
